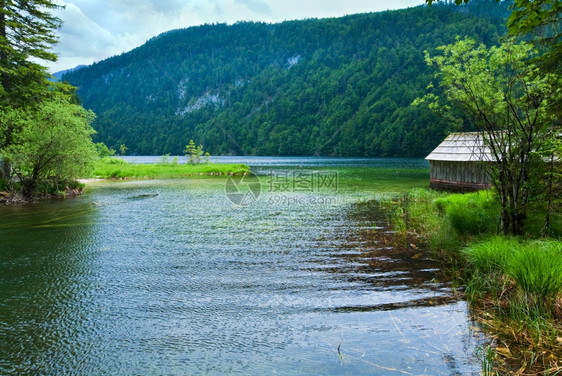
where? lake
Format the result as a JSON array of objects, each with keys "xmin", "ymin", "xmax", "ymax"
[
  {"xmin": 0, "ymin": 158, "xmax": 484, "ymax": 375},
  {"xmin": 120, "ymin": 156, "xmax": 430, "ymax": 169}
]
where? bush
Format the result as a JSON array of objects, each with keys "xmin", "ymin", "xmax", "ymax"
[
  {"xmin": 157, "ymin": 154, "xmax": 171, "ymax": 165},
  {"xmin": 67, "ymin": 180, "xmax": 85, "ymax": 190},
  {"xmin": 33, "ymin": 177, "xmax": 84, "ymax": 196},
  {"xmin": 100, "ymin": 157, "xmax": 128, "ymax": 165},
  {"xmin": 95, "ymin": 142, "xmax": 116, "ymax": 157}
]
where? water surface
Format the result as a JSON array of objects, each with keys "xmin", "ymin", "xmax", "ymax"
[
  {"xmin": 0, "ymin": 162, "xmax": 482, "ymax": 375},
  {"xmin": 121, "ymin": 155, "xmax": 429, "ymax": 169}
]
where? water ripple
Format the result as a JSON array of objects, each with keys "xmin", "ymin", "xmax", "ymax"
[{"xmin": 0, "ymin": 179, "xmax": 482, "ymax": 375}]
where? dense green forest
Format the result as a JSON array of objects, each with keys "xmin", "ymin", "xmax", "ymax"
[{"xmin": 63, "ymin": 0, "xmax": 510, "ymax": 156}]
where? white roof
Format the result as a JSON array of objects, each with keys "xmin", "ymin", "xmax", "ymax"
[{"xmin": 425, "ymin": 132, "xmax": 494, "ymax": 162}]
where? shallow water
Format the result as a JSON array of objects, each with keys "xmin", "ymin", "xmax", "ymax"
[{"xmin": 0, "ymin": 165, "xmax": 482, "ymax": 375}]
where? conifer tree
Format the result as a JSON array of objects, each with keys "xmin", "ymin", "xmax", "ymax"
[{"xmin": 0, "ymin": 0, "xmax": 62, "ymax": 178}]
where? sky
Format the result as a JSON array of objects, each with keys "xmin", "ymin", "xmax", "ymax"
[{"xmin": 48, "ymin": 0, "xmax": 426, "ymax": 73}]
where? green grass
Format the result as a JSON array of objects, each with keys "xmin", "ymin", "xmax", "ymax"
[
  {"xmin": 390, "ymin": 188, "xmax": 464, "ymax": 257},
  {"xmin": 87, "ymin": 157, "xmax": 249, "ymax": 179},
  {"xmin": 462, "ymin": 237, "xmax": 511, "ymax": 303},
  {"xmin": 464, "ymin": 237, "xmax": 562, "ymax": 306},
  {"xmin": 506, "ymin": 239, "xmax": 562, "ymax": 304},
  {"xmin": 464, "ymin": 238, "xmax": 562, "ymax": 374},
  {"xmin": 397, "ymin": 188, "xmax": 562, "ymax": 374},
  {"xmin": 463, "ymin": 236, "xmax": 515, "ymax": 274},
  {"xmin": 434, "ymin": 191, "xmax": 500, "ymax": 235},
  {"xmin": 401, "ymin": 189, "xmax": 562, "ymax": 309}
]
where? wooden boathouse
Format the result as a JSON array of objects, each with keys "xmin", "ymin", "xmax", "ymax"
[{"xmin": 425, "ymin": 132, "xmax": 492, "ymax": 191}]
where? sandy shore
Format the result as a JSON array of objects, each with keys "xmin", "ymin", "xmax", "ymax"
[{"xmin": 77, "ymin": 178, "xmax": 106, "ymax": 184}]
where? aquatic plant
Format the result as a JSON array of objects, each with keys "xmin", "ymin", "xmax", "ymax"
[{"xmin": 479, "ymin": 345, "xmax": 498, "ymax": 376}]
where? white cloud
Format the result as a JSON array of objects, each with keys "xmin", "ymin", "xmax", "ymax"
[{"xmin": 47, "ymin": 0, "xmax": 424, "ymax": 73}]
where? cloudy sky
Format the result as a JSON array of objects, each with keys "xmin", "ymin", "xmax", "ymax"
[{"xmin": 49, "ymin": 0, "xmax": 425, "ymax": 73}]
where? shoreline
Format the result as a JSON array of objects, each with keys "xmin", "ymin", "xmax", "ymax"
[
  {"xmin": 88, "ymin": 158, "xmax": 250, "ymax": 180},
  {"xmin": 77, "ymin": 171, "xmax": 248, "ymax": 183},
  {"xmin": 0, "ymin": 186, "xmax": 84, "ymax": 206},
  {"xmin": 389, "ymin": 188, "xmax": 561, "ymax": 375},
  {"xmin": 1, "ymin": 162, "xmax": 251, "ymax": 205}
]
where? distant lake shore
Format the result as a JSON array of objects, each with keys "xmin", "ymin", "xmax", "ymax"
[{"xmin": 120, "ymin": 155, "xmax": 430, "ymax": 168}]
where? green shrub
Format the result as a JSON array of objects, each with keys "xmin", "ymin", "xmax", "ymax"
[
  {"xmin": 524, "ymin": 203, "xmax": 562, "ymax": 238},
  {"xmin": 31, "ymin": 177, "xmax": 84, "ymax": 196},
  {"xmin": 67, "ymin": 180, "xmax": 85, "ymax": 190},
  {"xmin": 157, "ymin": 154, "xmax": 171, "ymax": 165},
  {"xmin": 95, "ymin": 142, "xmax": 116, "ymax": 157},
  {"xmin": 100, "ymin": 157, "xmax": 128, "ymax": 165}
]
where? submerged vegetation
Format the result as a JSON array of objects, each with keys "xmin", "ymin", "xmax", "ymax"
[
  {"xmin": 390, "ymin": 188, "xmax": 562, "ymax": 374},
  {"xmin": 88, "ymin": 157, "xmax": 249, "ymax": 179},
  {"xmin": 316, "ymin": 166, "xmax": 429, "ymax": 194}
]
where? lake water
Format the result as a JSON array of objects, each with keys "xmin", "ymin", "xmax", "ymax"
[
  {"xmin": 0, "ymin": 158, "xmax": 483, "ymax": 375},
  {"xmin": 121, "ymin": 155, "xmax": 430, "ymax": 169}
]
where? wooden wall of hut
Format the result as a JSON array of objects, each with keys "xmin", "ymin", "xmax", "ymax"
[{"xmin": 429, "ymin": 161, "xmax": 491, "ymax": 191}]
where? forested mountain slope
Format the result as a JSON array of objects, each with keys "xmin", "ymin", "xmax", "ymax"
[{"xmin": 63, "ymin": 0, "xmax": 510, "ymax": 156}]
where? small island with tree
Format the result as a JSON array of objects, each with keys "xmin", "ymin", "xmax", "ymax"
[{"xmin": 0, "ymin": 3, "xmax": 245, "ymax": 204}]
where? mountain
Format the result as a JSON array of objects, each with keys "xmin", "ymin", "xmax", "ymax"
[
  {"xmin": 63, "ymin": 0, "xmax": 510, "ymax": 157},
  {"xmin": 51, "ymin": 65, "xmax": 87, "ymax": 81}
]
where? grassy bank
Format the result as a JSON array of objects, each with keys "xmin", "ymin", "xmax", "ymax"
[
  {"xmin": 87, "ymin": 157, "xmax": 250, "ymax": 179},
  {"xmin": 390, "ymin": 189, "xmax": 562, "ymax": 375}
]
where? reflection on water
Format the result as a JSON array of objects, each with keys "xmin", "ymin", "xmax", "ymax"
[
  {"xmin": 320, "ymin": 200, "xmax": 459, "ymax": 311},
  {"xmin": 0, "ymin": 177, "xmax": 482, "ymax": 375}
]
